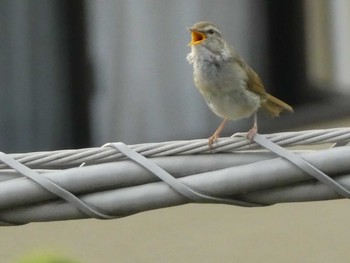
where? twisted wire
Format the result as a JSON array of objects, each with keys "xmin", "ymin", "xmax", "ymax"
[
  {"xmin": 2, "ymin": 128, "xmax": 350, "ymax": 170},
  {"xmin": 1, "ymin": 127, "xmax": 350, "ymax": 225}
]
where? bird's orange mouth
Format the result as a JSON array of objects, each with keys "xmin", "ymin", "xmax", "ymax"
[{"xmin": 188, "ymin": 30, "xmax": 206, "ymax": 46}]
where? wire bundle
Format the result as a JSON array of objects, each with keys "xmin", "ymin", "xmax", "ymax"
[{"xmin": 0, "ymin": 128, "xmax": 349, "ymax": 226}]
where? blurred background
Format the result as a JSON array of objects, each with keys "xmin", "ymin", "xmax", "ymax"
[
  {"xmin": 0, "ymin": 0, "xmax": 349, "ymax": 152},
  {"xmin": 1, "ymin": 1, "xmax": 350, "ymax": 262}
]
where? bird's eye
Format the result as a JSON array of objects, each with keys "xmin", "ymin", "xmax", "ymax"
[{"xmin": 207, "ymin": 29, "xmax": 215, "ymax": 35}]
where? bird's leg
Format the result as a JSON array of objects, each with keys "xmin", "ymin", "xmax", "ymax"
[
  {"xmin": 247, "ymin": 112, "xmax": 258, "ymax": 141},
  {"xmin": 208, "ymin": 118, "xmax": 228, "ymax": 148}
]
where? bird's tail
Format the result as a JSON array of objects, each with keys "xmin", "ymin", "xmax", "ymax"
[{"xmin": 261, "ymin": 94, "xmax": 293, "ymax": 117}]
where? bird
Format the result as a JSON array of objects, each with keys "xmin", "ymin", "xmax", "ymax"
[{"xmin": 186, "ymin": 21, "xmax": 293, "ymax": 147}]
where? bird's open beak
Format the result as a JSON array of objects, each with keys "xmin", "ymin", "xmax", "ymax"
[{"xmin": 188, "ymin": 28, "xmax": 206, "ymax": 46}]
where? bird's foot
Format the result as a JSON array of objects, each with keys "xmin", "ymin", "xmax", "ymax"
[
  {"xmin": 208, "ymin": 133, "xmax": 219, "ymax": 149},
  {"xmin": 208, "ymin": 118, "xmax": 228, "ymax": 149},
  {"xmin": 246, "ymin": 125, "xmax": 258, "ymax": 142}
]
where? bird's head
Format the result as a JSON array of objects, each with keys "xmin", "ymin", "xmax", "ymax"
[{"xmin": 188, "ymin": 21, "xmax": 226, "ymax": 53}]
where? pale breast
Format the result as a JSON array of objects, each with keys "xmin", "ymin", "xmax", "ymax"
[{"xmin": 193, "ymin": 54, "xmax": 261, "ymax": 120}]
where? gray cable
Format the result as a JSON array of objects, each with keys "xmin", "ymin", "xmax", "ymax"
[
  {"xmin": 106, "ymin": 142, "xmax": 263, "ymax": 207},
  {"xmin": 0, "ymin": 146, "xmax": 350, "ymax": 224},
  {"xmin": 2, "ymin": 128, "xmax": 349, "ymax": 169},
  {"xmin": 0, "ymin": 152, "xmax": 114, "ymax": 220},
  {"xmin": 253, "ymin": 134, "xmax": 350, "ymax": 197},
  {"xmin": 0, "ymin": 128, "xmax": 350, "ymax": 225}
]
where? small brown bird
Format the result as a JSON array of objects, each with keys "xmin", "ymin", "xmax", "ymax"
[{"xmin": 187, "ymin": 21, "xmax": 293, "ymax": 147}]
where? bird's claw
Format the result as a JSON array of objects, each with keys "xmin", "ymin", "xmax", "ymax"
[
  {"xmin": 246, "ymin": 125, "xmax": 258, "ymax": 142},
  {"xmin": 208, "ymin": 133, "xmax": 219, "ymax": 149}
]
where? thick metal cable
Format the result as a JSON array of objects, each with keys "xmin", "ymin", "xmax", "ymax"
[
  {"xmin": 0, "ymin": 147, "xmax": 350, "ymax": 224},
  {"xmin": 0, "ymin": 128, "xmax": 350, "ymax": 225},
  {"xmin": 0, "ymin": 152, "xmax": 114, "ymax": 220},
  {"xmin": 252, "ymin": 134, "xmax": 350, "ymax": 198},
  {"xmin": 106, "ymin": 142, "xmax": 262, "ymax": 207},
  {"xmin": 2, "ymin": 128, "xmax": 350, "ymax": 169}
]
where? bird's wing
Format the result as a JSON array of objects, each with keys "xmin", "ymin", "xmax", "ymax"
[
  {"xmin": 234, "ymin": 54, "xmax": 267, "ymax": 96},
  {"xmin": 234, "ymin": 53, "xmax": 293, "ymax": 116}
]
